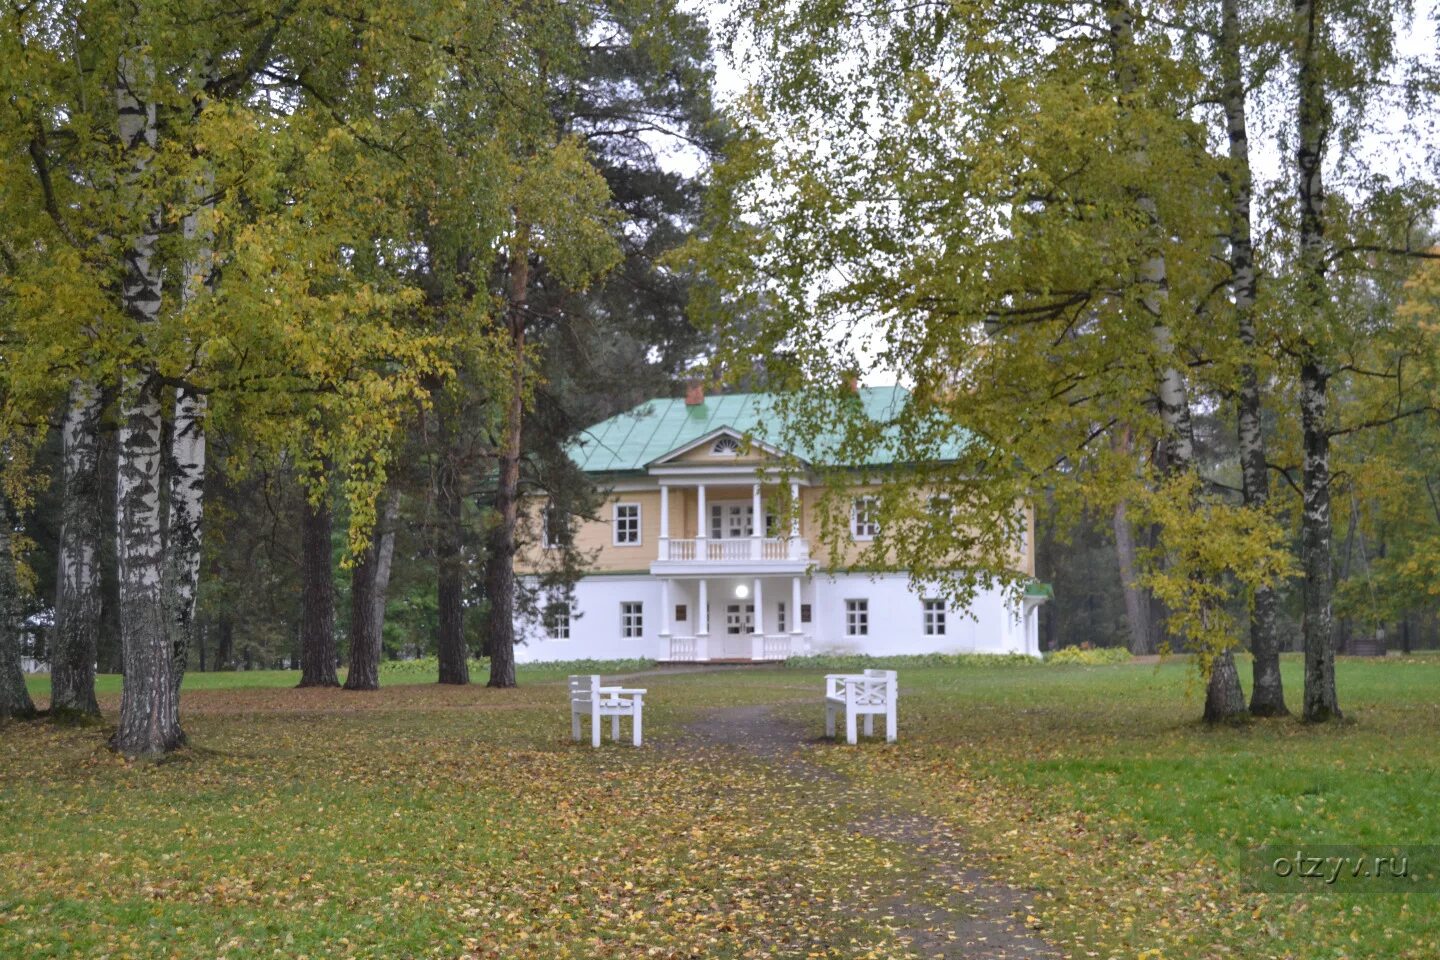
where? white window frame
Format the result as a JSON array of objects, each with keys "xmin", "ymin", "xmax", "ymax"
[
  {"xmin": 845, "ymin": 599, "xmax": 869, "ymax": 637},
  {"xmin": 851, "ymin": 497, "xmax": 880, "ymax": 540},
  {"xmin": 545, "ymin": 601, "xmax": 571, "ymax": 640},
  {"xmin": 923, "ymin": 598, "xmax": 946, "ymax": 636},
  {"xmin": 621, "ymin": 602, "xmax": 644, "ymax": 638},
  {"xmin": 613, "ymin": 502, "xmax": 642, "ymax": 546},
  {"xmin": 777, "ymin": 601, "xmax": 786, "ymax": 634}
]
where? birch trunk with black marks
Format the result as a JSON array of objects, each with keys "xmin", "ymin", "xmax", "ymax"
[
  {"xmin": 51, "ymin": 382, "xmax": 105, "ymax": 718},
  {"xmin": 0, "ymin": 510, "xmax": 37, "ymax": 721},
  {"xmin": 298, "ymin": 487, "xmax": 339, "ymax": 687},
  {"xmin": 1220, "ymin": 0, "xmax": 1286, "ymax": 716},
  {"xmin": 1108, "ymin": 0, "xmax": 1244, "ymax": 718},
  {"xmin": 1294, "ymin": 0, "xmax": 1340, "ymax": 722},
  {"xmin": 484, "ymin": 243, "xmax": 529, "ymax": 690},
  {"xmin": 166, "ymin": 385, "xmax": 205, "ymax": 701},
  {"xmin": 164, "ymin": 130, "xmax": 214, "ymax": 704},
  {"xmin": 112, "ymin": 52, "xmax": 183, "ymax": 757}
]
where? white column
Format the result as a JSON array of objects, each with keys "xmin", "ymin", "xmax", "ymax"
[
  {"xmin": 751, "ymin": 577, "xmax": 765, "ymax": 660},
  {"xmin": 660, "ymin": 578, "xmax": 671, "ymax": 637},
  {"xmin": 696, "ymin": 578, "xmax": 709, "ymax": 661},
  {"xmin": 789, "ymin": 480, "xmax": 802, "ymax": 559},
  {"xmin": 752, "ymin": 482, "xmax": 763, "ymax": 559},
  {"xmin": 791, "ymin": 576, "xmax": 803, "ymax": 635},
  {"xmin": 659, "ymin": 484, "xmax": 670, "ymax": 560},
  {"xmin": 696, "ymin": 483, "xmax": 707, "ymax": 558}
]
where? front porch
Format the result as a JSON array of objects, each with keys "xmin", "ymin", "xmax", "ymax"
[{"xmin": 655, "ymin": 573, "xmax": 813, "ymax": 663}]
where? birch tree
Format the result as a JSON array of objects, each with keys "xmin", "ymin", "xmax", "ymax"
[
  {"xmin": 50, "ymin": 383, "xmax": 105, "ymax": 718},
  {"xmin": 110, "ymin": 46, "xmax": 183, "ymax": 756}
]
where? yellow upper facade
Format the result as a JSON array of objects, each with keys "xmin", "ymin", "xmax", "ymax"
[{"xmin": 517, "ymin": 387, "xmax": 1033, "ymax": 579}]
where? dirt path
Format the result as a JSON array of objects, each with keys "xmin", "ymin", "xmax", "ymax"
[{"xmin": 679, "ymin": 702, "xmax": 1061, "ymax": 960}]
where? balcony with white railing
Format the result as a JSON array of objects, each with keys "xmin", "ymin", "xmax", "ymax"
[{"xmin": 657, "ymin": 536, "xmax": 809, "ymax": 565}]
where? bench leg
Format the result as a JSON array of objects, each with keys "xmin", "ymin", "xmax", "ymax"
[
  {"xmin": 886, "ymin": 706, "xmax": 897, "ymax": 743},
  {"xmin": 633, "ymin": 709, "xmax": 643, "ymax": 747},
  {"xmin": 611, "ymin": 714, "xmax": 620, "ymax": 741},
  {"xmin": 572, "ymin": 710, "xmax": 581, "ymax": 742},
  {"xmin": 592, "ymin": 709, "xmax": 601, "ymax": 748},
  {"xmin": 845, "ymin": 708, "xmax": 857, "ymax": 745},
  {"xmin": 863, "ymin": 714, "xmax": 874, "ymax": 737},
  {"xmin": 825, "ymin": 704, "xmax": 836, "ymax": 739}
]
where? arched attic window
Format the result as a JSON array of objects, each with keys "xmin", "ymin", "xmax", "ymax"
[{"xmin": 711, "ymin": 436, "xmax": 741, "ymax": 456}]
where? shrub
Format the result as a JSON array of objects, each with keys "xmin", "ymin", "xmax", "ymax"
[
  {"xmin": 1044, "ymin": 646, "xmax": 1133, "ymax": 666},
  {"xmin": 783, "ymin": 652, "xmax": 1044, "ymax": 671},
  {"xmin": 378, "ymin": 656, "xmax": 657, "ymax": 678}
]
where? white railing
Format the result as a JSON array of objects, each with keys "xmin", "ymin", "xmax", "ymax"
[
  {"xmin": 659, "ymin": 537, "xmax": 809, "ymax": 563},
  {"xmin": 708, "ymin": 539, "xmax": 751, "ymax": 561},
  {"xmin": 666, "ymin": 635, "xmax": 698, "ymax": 662},
  {"xmin": 759, "ymin": 634, "xmax": 794, "ymax": 660}
]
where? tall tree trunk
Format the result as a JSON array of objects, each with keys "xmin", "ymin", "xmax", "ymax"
[
  {"xmin": 112, "ymin": 52, "xmax": 183, "ymax": 758},
  {"xmin": 216, "ymin": 613, "xmax": 233, "ymax": 670},
  {"xmin": 371, "ymin": 486, "xmax": 400, "ymax": 640},
  {"xmin": 164, "ymin": 136, "xmax": 214, "ymax": 704},
  {"xmin": 297, "ymin": 486, "xmax": 338, "ymax": 687},
  {"xmin": 1, "ymin": 509, "xmax": 37, "ymax": 721},
  {"xmin": 485, "ymin": 243, "xmax": 529, "ymax": 690},
  {"xmin": 166, "ymin": 386, "xmax": 205, "ymax": 702},
  {"xmin": 1294, "ymin": 0, "xmax": 1341, "ymax": 722},
  {"xmin": 51, "ymin": 382, "xmax": 104, "ymax": 718},
  {"xmin": 97, "ymin": 421, "xmax": 123, "ymax": 674},
  {"xmin": 434, "ymin": 409, "xmax": 470, "ymax": 685},
  {"xmin": 344, "ymin": 486, "xmax": 396, "ymax": 691},
  {"xmin": 1202, "ymin": 640, "xmax": 1247, "ymax": 722},
  {"xmin": 1220, "ymin": 0, "xmax": 1286, "ymax": 716},
  {"xmin": 1113, "ymin": 500, "xmax": 1153, "ymax": 655},
  {"xmin": 1299, "ymin": 363, "xmax": 1339, "ymax": 719},
  {"xmin": 344, "ymin": 531, "xmax": 381, "ymax": 691}
]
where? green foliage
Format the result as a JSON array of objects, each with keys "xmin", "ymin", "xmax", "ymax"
[
  {"xmin": 784, "ymin": 652, "xmax": 1044, "ymax": 671},
  {"xmin": 1043, "ymin": 646, "xmax": 1134, "ymax": 665}
]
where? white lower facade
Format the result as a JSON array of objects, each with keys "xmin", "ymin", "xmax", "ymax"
[{"xmin": 516, "ymin": 571, "xmax": 1043, "ymax": 663}]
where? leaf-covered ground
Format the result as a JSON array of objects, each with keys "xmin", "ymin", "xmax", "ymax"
[{"xmin": 3, "ymin": 655, "xmax": 1437, "ymax": 959}]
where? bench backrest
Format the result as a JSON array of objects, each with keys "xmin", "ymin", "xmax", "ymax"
[
  {"xmin": 569, "ymin": 674, "xmax": 601, "ymax": 699},
  {"xmin": 827, "ymin": 670, "xmax": 896, "ymax": 706}
]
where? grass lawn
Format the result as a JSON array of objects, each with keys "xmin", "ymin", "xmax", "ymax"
[{"xmin": 3, "ymin": 654, "xmax": 1437, "ymax": 959}]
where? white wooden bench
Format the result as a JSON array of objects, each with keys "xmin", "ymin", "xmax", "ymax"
[
  {"xmin": 569, "ymin": 674, "xmax": 647, "ymax": 747},
  {"xmin": 825, "ymin": 670, "xmax": 897, "ymax": 744}
]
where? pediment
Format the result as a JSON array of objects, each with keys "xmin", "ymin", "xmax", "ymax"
[{"xmin": 647, "ymin": 427, "xmax": 796, "ymax": 468}]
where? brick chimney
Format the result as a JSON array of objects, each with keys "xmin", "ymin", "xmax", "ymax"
[{"xmin": 684, "ymin": 380, "xmax": 705, "ymax": 406}]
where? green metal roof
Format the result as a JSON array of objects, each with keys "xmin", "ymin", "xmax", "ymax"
[{"xmin": 567, "ymin": 386, "xmax": 963, "ymax": 474}]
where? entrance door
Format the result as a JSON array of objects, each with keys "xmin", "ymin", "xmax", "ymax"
[{"xmin": 723, "ymin": 602, "xmax": 754, "ymax": 658}]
